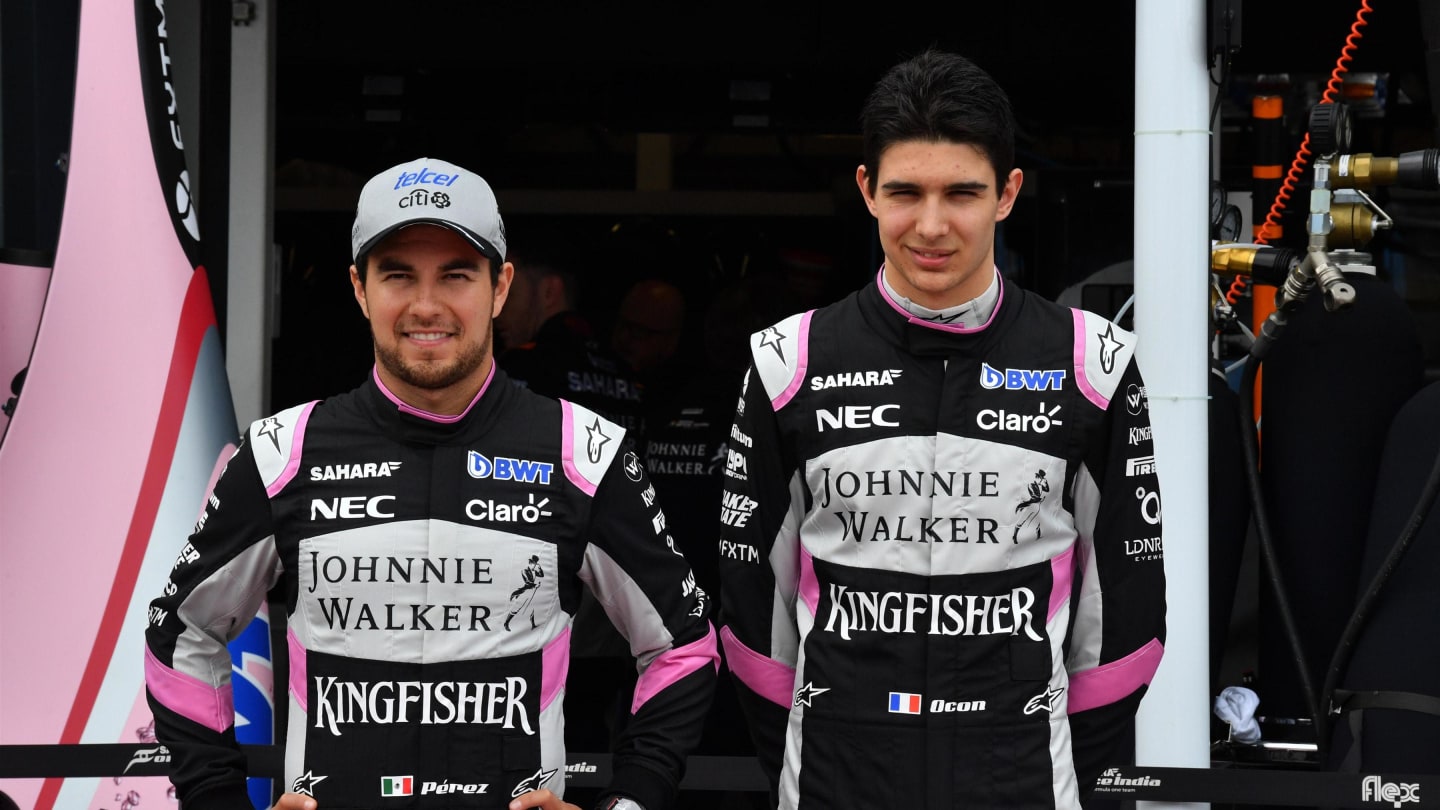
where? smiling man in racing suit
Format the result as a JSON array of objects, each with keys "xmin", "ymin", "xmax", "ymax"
[
  {"xmin": 717, "ymin": 50, "xmax": 1166, "ymax": 809},
  {"xmin": 144, "ymin": 157, "xmax": 717, "ymax": 810}
]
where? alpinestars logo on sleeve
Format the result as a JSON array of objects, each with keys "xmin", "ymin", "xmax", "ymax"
[
  {"xmin": 1097, "ymin": 324, "xmax": 1124, "ymax": 374},
  {"xmin": 291, "ymin": 770, "xmax": 328, "ymax": 796},
  {"xmin": 510, "ymin": 767, "xmax": 558, "ymax": 797},
  {"xmin": 758, "ymin": 326, "xmax": 786, "ymax": 362},
  {"xmin": 793, "ymin": 682, "xmax": 830, "ymax": 707},
  {"xmin": 586, "ymin": 418, "xmax": 611, "ymax": 464},
  {"xmin": 1023, "ymin": 686, "xmax": 1064, "ymax": 715},
  {"xmin": 257, "ymin": 416, "xmax": 285, "ymax": 454}
]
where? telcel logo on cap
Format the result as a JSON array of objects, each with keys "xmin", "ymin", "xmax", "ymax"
[{"xmin": 393, "ymin": 167, "xmax": 461, "ymax": 189}]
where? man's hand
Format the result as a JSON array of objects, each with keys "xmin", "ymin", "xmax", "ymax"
[
  {"xmin": 507, "ymin": 788, "xmax": 580, "ymax": 810},
  {"xmin": 270, "ymin": 794, "xmax": 317, "ymax": 810}
]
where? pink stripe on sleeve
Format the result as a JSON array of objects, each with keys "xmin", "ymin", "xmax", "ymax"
[
  {"xmin": 1049, "ymin": 544, "xmax": 1075, "ymax": 622},
  {"xmin": 559, "ymin": 401, "xmax": 597, "ymax": 497},
  {"xmin": 631, "ymin": 623, "xmax": 721, "ymax": 714},
  {"xmin": 542, "ymin": 626, "xmax": 572, "ymax": 712},
  {"xmin": 143, "ymin": 646, "xmax": 235, "ymax": 733},
  {"xmin": 265, "ymin": 401, "xmax": 317, "ymax": 498},
  {"xmin": 770, "ymin": 311, "xmax": 813, "ymax": 411},
  {"xmin": 719, "ymin": 625, "xmax": 795, "ymax": 710},
  {"xmin": 287, "ymin": 627, "xmax": 307, "ymax": 713},
  {"xmin": 1067, "ymin": 637, "xmax": 1165, "ymax": 713},
  {"xmin": 1071, "ymin": 309, "xmax": 1109, "ymax": 410}
]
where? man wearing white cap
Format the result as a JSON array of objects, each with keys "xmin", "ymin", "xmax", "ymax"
[{"xmin": 144, "ymin": 158, "xmax": 718, "ymax": 810}]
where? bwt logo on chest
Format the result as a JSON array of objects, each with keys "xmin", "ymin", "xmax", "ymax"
[{"xmin": 467, "ymin": 452, "xmax": 554, "ymax": 485}]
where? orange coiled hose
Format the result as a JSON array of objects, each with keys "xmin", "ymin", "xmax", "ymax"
[
  {"xmin": 1253, "ymin": 0, "xmax": 1373, "ymax": 247},
  {"xmin": 1227, "ymin": 0, "xmax": 1373, "ymax": 306}
]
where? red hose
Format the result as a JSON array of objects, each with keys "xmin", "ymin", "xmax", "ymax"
[{"xmin": 1228, "ymin": 0, "xmax": 1373, "ymax": 306}]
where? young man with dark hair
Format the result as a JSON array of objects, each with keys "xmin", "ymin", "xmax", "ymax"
[
  {"xmin": 718, "ymin": 49, "xmax": 1167, "ymax": 809},
  {"xmin": 144, "ymin": 157, "xmax": 716, "ymax": 810}
]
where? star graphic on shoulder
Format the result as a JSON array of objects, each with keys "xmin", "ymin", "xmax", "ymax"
[
  {"xmin": 1023, "ymin": 686, "xmax": 1065, "ymax": 715},
  {"xmin": 758, "ymin": 326, "xmax": 786, "ymax": 362},
  {"xmin": 511, "ymin": 766, "xmax": 559, "ymax": 797},
  {"xmin": 586, "ymin": 418, "xmax": 611, "ymax": 464},
  {"xmin": 793, "ymin": 681, "xmax": 830, "ymax": 708},
  {"xmin": 290, "ymin": 770, "xmax": 328, "ymax": 796},
  {"xmin": 1097, "ymin": 324, "xmax": 1124, "ymax": 375},
  {"xmin": 256, "ymin": 416, "xmax": 284, "ymax": 454}
]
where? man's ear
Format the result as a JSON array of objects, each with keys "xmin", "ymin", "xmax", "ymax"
[
  {"xmin": 492, "ymin": 262, "xmax": 515, "ymax": 317},
  {"xmin": 995, "ymin": 168, "xmax": 1024, "ymax": 221},
  {"xmin": 855, "ymin": 164, "xmax": 879, "ymax": 217},
  {"xmin": 350, "ymin": 265, "xmax": 369, "ymax": 319}
]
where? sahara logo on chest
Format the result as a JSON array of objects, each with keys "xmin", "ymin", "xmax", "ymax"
[
  {"xmin": 810, "ymin": 369, "xmax": 904, "ymax": 390},
  {"xmin": 310, "ymin": 461, "xmax": 403, "ymax": 481}
]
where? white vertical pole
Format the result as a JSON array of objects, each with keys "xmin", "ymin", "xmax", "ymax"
[
  {"xmin": 227, "ymin": 0, "xmax": 275, "ymax": 431},
  {"xmin": 1133, "ymin": 0, "xmax": 1211, "ymax": 807}
]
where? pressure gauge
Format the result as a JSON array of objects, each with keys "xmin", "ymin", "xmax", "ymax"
[
  {"xmin": 1210, "ymin": 181, "xmax": 1227, "ymax": 227},
  {"xmin": 1217, "ymin": 204, "xmax": 1245, "ymax": 243},
  {"xmin": 1308, "ymin": 102, "xmax": 1352, "ymax": 155}
]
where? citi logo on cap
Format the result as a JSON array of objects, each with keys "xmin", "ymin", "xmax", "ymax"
[{"xmin": 393, "ymin": 166, "xmax": 461, "ymax": 189}]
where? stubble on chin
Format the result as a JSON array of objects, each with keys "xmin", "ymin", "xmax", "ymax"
[{"xmin": 372, "ymin": 330, "xmax": 491, "ymax": 391}]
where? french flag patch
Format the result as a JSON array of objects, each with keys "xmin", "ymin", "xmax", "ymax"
[{"xmin": 888, "ymin": 692, "xmax": 923, "ymax": 714}]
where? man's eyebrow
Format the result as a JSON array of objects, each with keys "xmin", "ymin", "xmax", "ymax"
[
  {"xmin": 373, "ymin": 256, "xmax": 482, "ymax": 272},
  {"xmin": 878, "ymin": 179, "xmax": 990, "ymax": 192},
  {"xmin": 946, "ymin": 180, "xmax": 990, "ymax": 192},
  {"xmin": 440, "ymin": 258, "xmax": 483, "ymax": 272},
  {"xmin": 375, "ymin": 256, "xmax": 415, "ymax": 273}
]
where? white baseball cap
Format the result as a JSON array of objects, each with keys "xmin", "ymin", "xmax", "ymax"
[{"xmin": 350, "ymin": 157, "xmax": 507, "ymax": 264}]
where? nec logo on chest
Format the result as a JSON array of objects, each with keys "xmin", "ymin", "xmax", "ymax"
[
  {"xmin": 816, "ymin": 405, "xmax": 899, "ymax": 432},
  {"xmin": 467, "ymin": 452, "xmax": 554, "ymax": 485}
]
